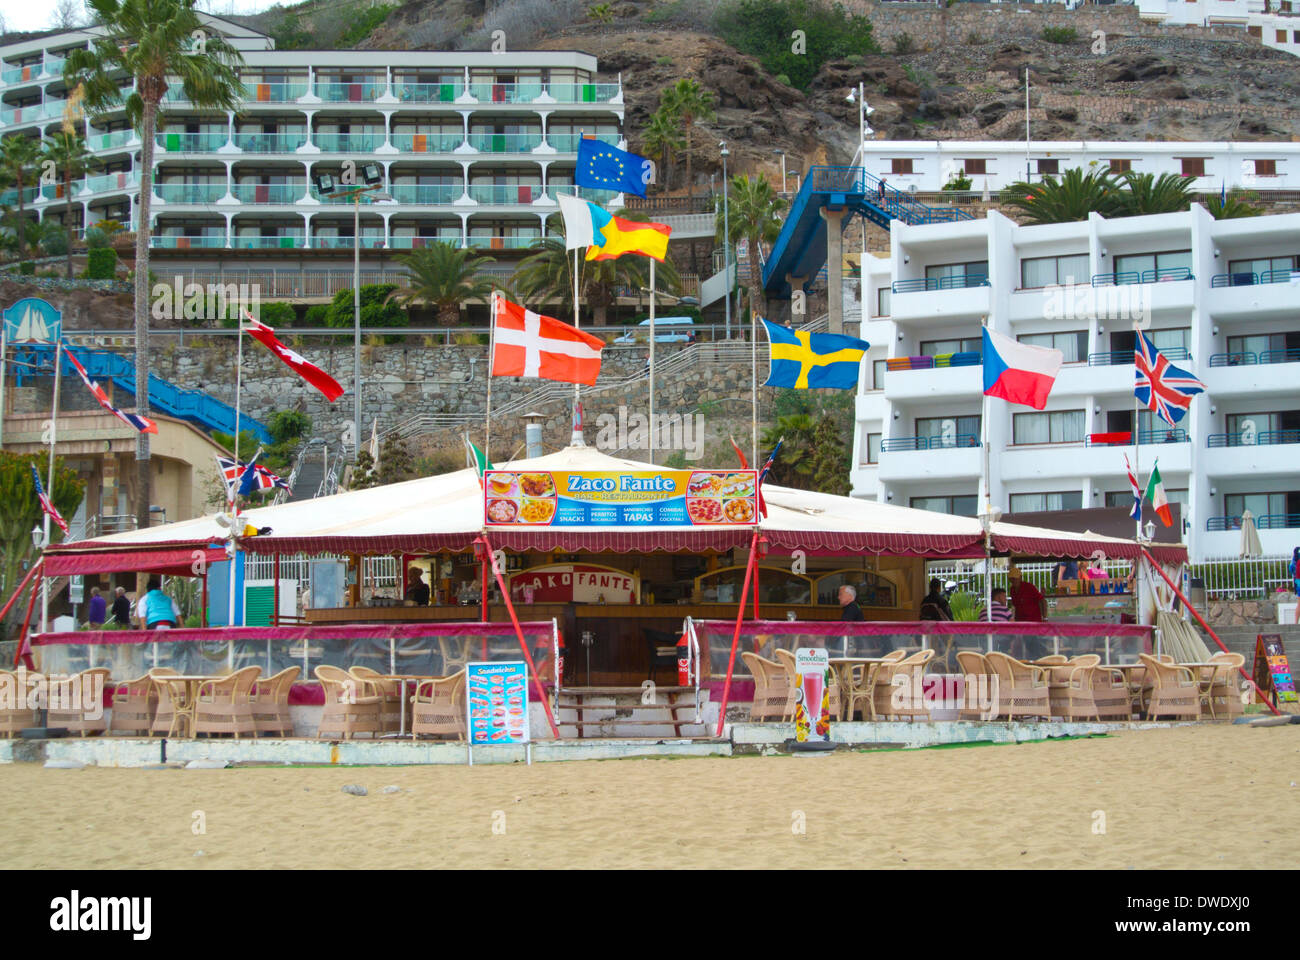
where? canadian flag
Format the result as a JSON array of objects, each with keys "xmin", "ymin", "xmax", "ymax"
[
  {"xmin": 491, "ymin": 295, "xmax": 604, "ymax": 386},
  {"xmin": 242, "ymin": 312, "xmax": 345, "ymax": 401}
]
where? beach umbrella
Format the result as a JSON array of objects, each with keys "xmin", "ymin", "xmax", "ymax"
[{"xmin": 1239, "ymin": 509, "xmax": 1262, "ymax": 559}]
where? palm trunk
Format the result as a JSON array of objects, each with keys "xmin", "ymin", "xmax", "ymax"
[
  {"xmin": 438, "ymin": 301, "xmax": 460, "ymax": 326},
  {"xmin": 64, "ymin": 170, "xmax": 74, "ymax": 280},
  {"xmin": 15, "ymin": 175, "xmax": 26, "ymax": 260},
  {"xmin": 683, "ymin": 119, "xmax": 692, "ymax": 198},
  {"xmin": 134, "ymin": 97, "xmax": 157, "ymax": 531}
]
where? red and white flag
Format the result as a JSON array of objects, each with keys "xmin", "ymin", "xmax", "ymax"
[
  {"xmin": 491, "ymin": 295, "xmax": 604, "ymax": 386},
  {"xmin": 242, "ymin": 312, "xmax": 345, "ymax": 402},
  {"xmin": 64, "ymin": 347, "xmax": 158, "ymax": 434}
]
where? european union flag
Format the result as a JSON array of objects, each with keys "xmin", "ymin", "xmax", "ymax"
[
  {"xmin": 762, "ymin": 319, "xmax": 869, "ymax": 390},
  {"xmin": 576, "ymin": 138, "xmax": 650, "ymax": 198}
]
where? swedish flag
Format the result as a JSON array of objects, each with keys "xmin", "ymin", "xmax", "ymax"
[
  {"xmin": 576, "ymin": 138, "xmax": 649, "ymax": 198},
  {"xmin": 762, "ymin": 319, "xmax": 869, "ymax": 390}
]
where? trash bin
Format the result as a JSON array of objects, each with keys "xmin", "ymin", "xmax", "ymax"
[{"xmin": 1188, "ymin": 577, "xmax": 1206, "ymax": 609}]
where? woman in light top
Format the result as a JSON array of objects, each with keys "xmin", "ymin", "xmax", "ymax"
[{"xmin": 138, "ymin": 577, "xmax": 178, "ymax": 630}]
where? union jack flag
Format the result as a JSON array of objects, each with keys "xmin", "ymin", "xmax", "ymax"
[
  {"xmin": 755, "ymin": 438, "xmax": 783, "ymax": 519},
  {"xmin": 64, "ymin": 346, "xmax": 158, "ymax": 434},
  {"xmin": 216, "ymin": 454, "xmax": 289, "ymax": 497},
  {"xmin": 31, "ymin": 464, "xmax": 68, "ymax": 536},
  {"xmin": 1123, "ymin": 453, "xmax": 1142, "ymax": 522},
  {"xmin": 1134, "ymin": 330, "xmax": 1205, "ymax": 427}
]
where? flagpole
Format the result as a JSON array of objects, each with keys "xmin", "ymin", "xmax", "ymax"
[
  {"xmin": 486, "ymin": 289, "xmax": 496, "ymax": 463},
  {"xmin": 981, "ymin": 386, "xmax": 992, "ymax": 624},
  {"xmin": 0, "ymin": 321, "xmax": 7, "ymax": 450},
  {"xmin": 41, "ymin": 339, "xmax": 62, "ymax": 635},
  {"xmin": 648, "ymin": 258, "xmax": 655, "ymax": 465},
  {"xmin": 751, "ymin": 310, "xmax": 758, "ymax": 467},
  {"xmin": 228, "ymin": 321, "xmax": 244, "ymax": 629},
  {"xmin": 573, "ymin": 241, "xmax": 581, "ymax": 442},
  {"xmin": 1133, "ymin": 374, "xmax": 1141, "ymax": 543}
]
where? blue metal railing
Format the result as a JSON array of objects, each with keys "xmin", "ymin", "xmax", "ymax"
[
  {"xmin": 1085, "ymin": 429, "xmax": 1188, "ymax": 446},
  {"xmin": 880, "ymin": 434, "xmax": 980, "ymax": 452},
  {"xmin": 1260, "ymin": 348, "xmax": 1300, "ymax": 365},
  {"xmin": 1207, "ymin": 430, "xmax": 1300, "ymax": 447},
  {"xmin": 891, "ymin": 275, "xmax": 990, "ymax": 294},
  {"xmin": 1208, "ymin": 514, "xmax": 1300, "ymax": 531},
  {"xmin": 1211, "ymin": 268, "xmax": 1298, "ymax": 287},
  {"xmin": 1208, "ymin": 351, "xmax": 1259, "ymax": 367},
  {"xmin": 1091, "ymin": 272, "xmax": 1141, "ymax": 287},
  {"xmin": 1092, "ymin": 268, "xmax": 1193, "ymax": 286},
  {"xmin": 1087, "ymin": 347, "xmax": 1191, "ymax": 366}
]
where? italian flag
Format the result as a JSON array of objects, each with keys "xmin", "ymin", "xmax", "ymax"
[
  {"xmin": 465, "ymin": 434, "xmax": 492, "ymax": 484},
  {"xmin": 1145, "ymin": 461, "xmax": 1172, "ymax": 527}
]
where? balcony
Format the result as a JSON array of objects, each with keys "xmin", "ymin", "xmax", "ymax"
[
  {"xmin": 468, "ymin": 183, "xmax": 542, "ymax": 204},
  {"xmin": 157, "ymin": 182, "xmax": 227, "ymax": 203},
  {"xmin": 466, "ymin": 234, "xmax": 541, "ymax": 250},
  {"xmin": 232, "ymin": 235, "xmax": 305, "ymax": 249},
  {"xmin": 242, "ymin": 81, "xmax": 308, "ymax": 103},
  {"xmin": 880, "ymin": 435, "xmax": 980, "ymax": 452},
  {"xmin": 392, "ymin": 81, "xmax": 464, "ymax": 103},
  {"xmin": 1208, "ymin": 348, "xmax": 1300, "ymax": 367},
  {"xmin": 309, "ymin": 234, "xmax": 386, "ymax": 249},
  {"xmin": 876, "ymin": 439, "xmax": 981, "ymax": 482},
  {"xmin": 0, "ymin": 186, "xmax": 39, "ymax": 206},
  {"xmin": 390, "ymin": 132, "xmax": 464, "ymax": 153},
  {"xmin": 232, "ymin": 183, "xmax": 306, "ymax": 204},
  {"xmin": 467, "ymin": 132, "xmax": 543, "ymax": 153},
  {"xmin": 150, "ymin": 235, "xmax": 226, "ymax": 249},
  {"xmin": 388, "ymin": 236, "xmax": 461, "ymax": 249},
  {"xmin": 891, "ymin": 275, "xmax": 989, "ymax": 294},
  {"xmin": 1, "ymin": 63, "xmax": 39, "ymax": 85},
  {"xmin": 156, "ymin": 132, "xmax": 228, "ymax": 152},
  {"xmin": 1210, "ymin": 269, "xmax": 1299, "ymax": 287},
  {"xmin": 545, "ymin": 132, "xmax": 620, "ymax": 152},
  {"xmin": 1, "ymin": 99, "xmax": 63, "ymax": 125},
  {"xmin": 1085, "ymin": 429, "xmax": 1188, "ymax": 446},
  {"xmin": 1088, "ymin": 347, "xmax": 1191, "ymax": 366},
  {"xmin": 389, "ymin": 184, "xmax": 460, "ymax": 204},
  {"xmin": 543, "ymin": 184, "xmax": 618, "ymax": 204},
  {"xmin": 312, "ymin": 132, "xmax": 384, "ymax": 152},
  {"xmin": 314, "ymin": 81, "xmax": 384, "ymax": 102},
  {"xmin": 1207, "ymin": 430, "xmax": 1300, "ymax": 447},
  {"xmin": 545, "ymin": 83, "xmax": 621, "ymax": 103},
  {"xmin": 88, "ymin": 130, "xmax": 136, "ymax": 151},
  {"xmin": 234, "ymin": 132, "xmax": 309, "ymax": 153},
  {"xmin": 1090, "ymin": 267, "xmax": 1194, "ymax": 286},
  {"xmin": 469, "ymin": 82, "xmax": 545, "ymax": 103},
  {"xmin": 82, "ymin": 172, "xmax": 139, "ymax": 195},
  {"xmin": 888, "ymin": 275, "xmax": 991, "ymax": 324},
  {"xmin": 1208, "ymin": 514, "xmax": 1300, "ymax": 531},
  {"xmin": 1206, "ymin": 268, "xmax": 1299, "ymax": 320}
]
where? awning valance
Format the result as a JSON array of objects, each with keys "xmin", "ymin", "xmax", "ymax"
[{"xmin": 42, "ymin": 545, "xmax": 229, "ymax": 577}]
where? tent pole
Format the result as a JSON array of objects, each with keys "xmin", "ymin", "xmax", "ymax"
[
  {"xmin": 273, "ymin": 552, "xmax": 281, "ymax": 626},
  {"xmin": 228, "ymin": 321, "xmax": 244, "ymax": 628},
  {"xmin": 16, "ymin": 574, "xmax": 41, "ymax": 670},
  {"xmin": 715, "ymin": 530, "xmax": 760, "ymax": 737}
]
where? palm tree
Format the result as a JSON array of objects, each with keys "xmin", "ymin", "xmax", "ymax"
[
  {"xmin": 65, "ymin": 0, "xmax": 244, "ymax": 528},
  {"xmin": 513, "ymin": 214, "xmax": 681, "ymax": 326},
  {"xmin": 716, "ymin": 173, "xmax": 786, "ymax": 321},
  {"xmin": 759, "ymin": 414, "xmax": 817, "ymax": 489},
  {"xmin": 659, "ymin": 79, "xmax": 715, "ymax": 197},
  {"xmin": 0, "ymin": 135, "xmax": 42, "ymax": 260},
  {"xmin": 387, "ymin": 242, "xmax": 497, "ymax": 326},
  {"xmin": 1118, "ymin": 171, "xmax": 1195, "ymax": 216},
  {"xmin": 641, "ymin": 108, "xmax": 684, "ymax": 191},
  {"xmin": 1000, "ymin": 167, "xmax": 1124, "ymax": 225},
  {"xmin": 41, "ymin": 132, "xmax": 98, "ymax": 279},
  {"xmin": 1206, "ymin": 188, "xmax": 1263, "ymax": 220}
]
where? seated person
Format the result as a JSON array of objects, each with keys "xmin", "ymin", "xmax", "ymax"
[
  {"xmin": 919, "ymin": 578, "xmax": 953, "ymax": 621},
  {"xmin": 404, "ymin": 569, "xmax": 431, "ymax": 606}
]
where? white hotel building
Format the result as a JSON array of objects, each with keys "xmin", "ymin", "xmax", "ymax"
[
  {"xmin": 0, "ymin": 14, "xmax": 624, "ymax": 255},
  {"xmin": 1137, "ymin": 0, "xmax": 1300, "ymax": 57},
  {"xmin": 850, "ymin": 206, "xmax": 1300, "ymax": 564}
]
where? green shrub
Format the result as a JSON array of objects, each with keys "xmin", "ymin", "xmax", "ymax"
[
  {"xmin": 892, "ymin": 33, "xmax": 915, "ymax": 55},
  {"xmin": 942, "ymin": 173, "xmax": 973, "ymax": 191},
  {"xmin": 326, "ymin": 284, "xmax": 406, "ymax": 328},
  {"xmin": 83, "ymin": 227, "xmax": 110, "ymax": 249},
  {"xmin": 337, "ymin": 3, "xmax": 397, "ymax": 47},
  {"xmin": 304, "ymin": 304, "xmax": 329, "ymax": 326},
  {"xmin": 85, "ymin": 248, "xmax": 117, "ymax": 280},
  {"xmin": 1041, "ymin": 26, "xmax": 1077, "ymax": 44},
  {"xmin": 715, "ymin": 0, "xmax": 878, "ymax": 91},
  {"xmin": 774, "ymin": 73, "xmax": 791, "ymax": 86},
  {"xmin": 257, "ymin": 301, "xmax": 297, "ymax": 327},
  {"xmin": 43, "ymin": 230, "xmax": 68, "ymax": 256},
  {"xmin": 18, "ymin": 261, "xmax": 34, "ymax": 275},
  {"xmin": 656, "ymin": 56, "xmax": 674, "ymax": 66}
]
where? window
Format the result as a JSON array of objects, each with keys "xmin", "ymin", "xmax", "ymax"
[
  {"xmin": 1020, "ymin": 253, "xmax": 1089, "ymax": 288},
  {"xmin": 1277, "ymin": 29, "xmax": 1287, "ymax": 42},
  {"xmin": 1108, "ymin": 159, "xmax": 1132, "ymax": 173},
  {"xmin": 910, "ymin": 495, "xmax": 978, "ymax": 517},
  {"xmin": 1179, "ymin": 158, "xmax": 1206, "ymax": 178},
  {"xmin": 865, "ymin": 432, "xmax": 882, "ymax": 464},
  {"xmin": 916, "ymin": 415, "xmax": 981, "ymax": 445},
  {"xmin": 1227, "ymin": 332, "xmax": 1300, "ymax": 356},
  {"xmin": 872, "ymin": 359, "xmax": 886, "ymax": 390},
  {"xmin": 1010, "ymin": 491, "xmax": 1083, "ymax": 513},
  {"xmin": 1037, "ymin": 158, "xmax": 1059, "ymax": 176},
  {"xmin": 1012, "ymin": 410, "xmax": 1085, "ymax": 445},
  {"xmin": 1226, "ymin": 410, "xmax": 1300, "ymax": 438},
  {"xmin": 1224, "ymin": 492, "xmax": 1300, "ymax": 520},
  {"xmin": 1111, "ymin": 327, "xmax": 1190, "ymax": 354},
  {"xmin": 1228, "ymin": 254, "xmax": 1296, "ymax": 276},
  {"xmin": 964, "ymin": 159, "xmax": 987, "ymax": 175},
  {"xmin": 1114, "ymin": 249, "xmax": 1192, "ymax": 278},
  {"xmin": 875, "ymin": 287, "xmax": 891, "ymax": 317},
  {"xmin": 920, "ymin": 337, "xmax": 982, "ymax": 357},
  {"xmin": 1294, "ymin": 32, "xmax": 1300, "ymax": 45},
  {"xmin": 1248, "ymin": 25, "xmax": 1262, "ymax": 38},
  {"xmin": 926, "ymin": 260, "xmax": 989, "ymax": 282},
  {"xmin": 890, "ymin": 158, "xmax": 913, "ymax": 175},
  {"xmin": 1019, "ymin": 331, "xmax": 1088, "ymax": 363},
  {"xmin": 1107, "ymin": 488, "xmax": 1187, "ymax": 510}
]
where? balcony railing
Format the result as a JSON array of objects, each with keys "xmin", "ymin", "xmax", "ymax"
[
  {"xmin": 880, "ymin": 434, "xmax": 980, "ymax": 452},
  {"xmin": 1208, "ymin": 513, "xmax": 1300, "ymax": 531},
  {"xmin": 388, "ymin": 235, "xmax": 461, "ymax": 249},
  {"xmin": 466, "ymin": 234, "xmax": 541, "ymax": 250},
  {"xmin": 88, "ymin": 129, "xmax": 137, "ymax": 151},
  {"xmin": 544, "ymin": 132, "xmax": 620, "ymax": 152},
  {"xmin": 1085, "ymin": 429, "xmax": 1188, "ymax": 446},
  {"xmin": 1211, "ymin": 268, "xmax": 1300, "ymax": 287},
  {"xmin": 891, "ymin": 275, "xmax": 990, "ymax": 294},
  {"xmin": 1, "ymin": 63, "xmax": 40, "ymax": 85},
  {"xmin": 467, "ymin": 132, "xmax": 543, "ymax": 153},
  {"xmin": 0, "ymin": 186, "xmax": 39, "ymax": 205},
  {"xmin": 1091, "ymin": 268, "xmax": 1193, "ymax": 286},
  {"xmin": 314, "ymin": 132, "xmax": 384, "ymax": 152},
  {"xmin": 468, "ymin": 183, "xmax": 542, "ymax": 204},
  {"xmin": 1087, "ymin": 347, "xmax": 1191, "ymax": 365},
  {"xmin": 150, "ymin": 235, "xmax": 227, "ymax": 249},
  {"xmin": 543, "ymin": 184, "xmax": 619, "ymax": 204},
  {"xmin": 82, "ymin": 172, "xmax": 139, "ymax": 194},
  {"xmin": 157, "ymin": 182, "xmax": 227, "ymax": 203},
  {"xmin": 468, "ymin": 82, "xmax": 545, "ymax": 103},
  {"xmin": 545, "ymin": 83, "xmax": 621, "ymax": 103},
  {"xmin": 234, "ymin": 132, "xmax": 309, "ymax": 153},
  {"xmin": 157, "ymin": 132, "xmax": 229, "ymax": 152},
  {"xmin": 309, "ymin": 235, "xmax": 386, "ymax": 249},
  {"xmin": 1207, "ymin": 430, "xmax": 1300, "ymax": 447},
  {"xmin": 232, "ymin": 182, "xmax": 306, "ymax": 203},
  {"xmin": 1209, "ymin": 347, "xmax": 1300, "ymax": 367},
  {"xmin": 390, "ymin": 132, "xmax": 464, "ymax": 153},
  {"xmin": 388, "ymin": 183, "xmax": 461, "ymax": 204},
  {"xmin": 1, "ymin": 99, "xmax": 64, "ymax": 125},
  {"xmin": 314, "ymin": 81, "xmax": 385, "ymax": 102},
  {"xmin": 242, "ymin": 81, "xmax": 308, "ymax": 102},
  {"xmin": 233, "ymin": 235, "xmax": 306, "ymax": 249},
  {"xmin": 392, "ymin": 81, "xmax": 464, "ymax": 103}
]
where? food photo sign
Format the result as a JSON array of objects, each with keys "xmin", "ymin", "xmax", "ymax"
[
  {"xmin": 483, "ymin": 469, "xmax": 759, "ymax": 527},
  {"xmin": 466, "ymin": 660, "xmax": 531, "ymax": 766}
]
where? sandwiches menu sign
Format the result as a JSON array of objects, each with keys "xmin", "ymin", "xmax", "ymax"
[{"xmin": 483, "ymin": 469, "xmax": 759, "ymax": 527}]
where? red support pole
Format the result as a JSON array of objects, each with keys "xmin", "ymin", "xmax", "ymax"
[
  {"xmin": 15, "ymin": 575, "xmax": 41, "ymax": 669},
  {"xmin": 201, "ymin": 571, "xmax": 208, "ymax": 628},
  {"xmin": 715, "ymin": 531, "xmax": 760, "ymax": 737},
  {"xmin": 477, "ymin": 535, "xmax": 561, "ymax": 739},
  {"xmin": 0, "ymin": 558, "xmax": 45, "ymax": 627},
  {"xmin": 751, "ymin": 559, "xmax": 760, "ymax": 622},
  {"xmin": 480, "ymin": 551, "xmax": 490, "ymax": 658},
  {"xmin": 273, "ymin": 552, "xmax": 281, "ymax": 627},
  {"xmin": 1140, "ymin": 548, "xmax": 1281, "ymax": 717}
]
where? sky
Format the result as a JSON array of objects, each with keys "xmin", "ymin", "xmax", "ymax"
[{"xmin": 0, "ymin": 0, "xmax": 286, "ymax": 34}]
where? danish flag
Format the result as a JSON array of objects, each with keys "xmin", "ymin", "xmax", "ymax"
[
  {"xmin": 490, "ymin": 295, "xmax": 604, "ymax": 386},
  {"xmin": 1134, "ymin": 330, "xmax": 1205, "ymax": 427}
]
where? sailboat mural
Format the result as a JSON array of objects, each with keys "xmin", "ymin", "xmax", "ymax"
[{"xmin": 2, "ymin": 297, "xmax": 62, "ymax": 343}]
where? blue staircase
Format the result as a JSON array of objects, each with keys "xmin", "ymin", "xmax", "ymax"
[
  {"xmin": 12, "ymin": 343, "xmax": 272, "ymax": 443},
  {"xmin": 762, "ymin": 165, "xmax": 975, "ymax": 299}
]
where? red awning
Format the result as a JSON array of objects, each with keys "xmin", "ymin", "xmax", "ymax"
[{"xmin": 42, "ymin": 546, "xmax": 229, "ymax": 577}]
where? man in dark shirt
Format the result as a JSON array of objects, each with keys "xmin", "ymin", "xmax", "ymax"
[
  {"xmin": 405, "ymin": 569, "xmax": 431, "ymax": 606},
  {"xmin": 111, "ymin": 587, "xmax": 132, "ymax": 626},
  {"xmin": 1008, "ymin": 566, "xmax": 1048, "ymax": 659},
  {"xmin": 920, "ymin": 578, "xmax": 953, "ymax": 621},
  {"xmin": 838, "ymin": 584, "xmax": 863, "ymax": 621}
]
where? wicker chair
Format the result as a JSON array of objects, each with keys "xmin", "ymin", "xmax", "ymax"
[
  {"xmin": 0, "ymin": 669, "xmax": 37, "ymax": 738},
  {"xmin": 740, "ymin": 652, "xmax": 789, "ymax": 722},
  {"xmin": 193, "ymin": 666, "xmax": 261, "ymax": 738},
  {"xmin": 437, "ymin": 636, "xmax": 472, "ymax": 676},
  {"xmin": 985, "ymin": 652, "xmax": 1051, "ymax": 721},
  {"xmin": 774, "ymin": 648, "xmax": 840, "ymax": 722},
  {"xmin": 1139, "ymin": 653, "xmax": 1201, "ymax": 721},
  {"xmin": 844, "ymin": 650, "xmax": 904, "ymax": 722},
  {"xmin": 1047, "ymin": 656, "xmax": 1101, "ymax": 721},
  {"xmin": 148, "ymin": 668, "xmax": 190, "ymax": 737},
  {"xmin": 1092, "ymin": 666, "xmax": 1133, "ymax": 720},
  {"xmin": 109, "ymin": 673, "xmax": 158, "ymax": 735},
  {"xmin": 411, "ymin": 670, "xmax": 467, "ymax": 740},
  {"xmin": 956, "ymin": 650, "xmax": 996, "ymax": 720},
  {"xmin": 1202, "ymin": 652, "xmax": 1245, "ymax": 720},
  {"xmin": 316, "ymin": 665, "xmax": 384, "ymax": 739},
  {"xmin": 46, "ymin": 667, "xmax": 113, "ymax": 735},
  {"xmin": 869, "ymin": 649, "xmax": 935, "ymax": 721},
  {"xmin": 349, "ymin": 665, "xmax": 403, "ymax": 733},
  {"xmin": 251, "ymin": 666, "xmax": 300, "ymax": 736}
]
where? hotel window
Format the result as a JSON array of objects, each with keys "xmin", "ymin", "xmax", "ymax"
[
  {"xmin": 1179, "ymin": 158, "xmax": 1206, "ymax": 178},
  {"xmin": 1248, "ymin": 25, "xmax": 1262, "ymax": 38},
  {"xmin": 1253, "ymin": 159, "xmax": 1279, "ymax": 176},
  {"xmin": 865, "ymin": 433, "xmax": 882, "ymax": 464},
  {"xmin": 1278, "ymin": 30, "xmax": 1287, "ymax": 42},
  {"xmin": 872, "ymin": 359, "xmax": 887, "ymax": 390},
  {"xmin": 1227, "ymin": 332, "xmax": 1300, "ymax": 356},
  {"xmin": 1009, "ymin": 491, "xmax": 1083, "ymax": 513},
  {"xmin": 1020, "ymin": 253, "xmax": 1089, "ymax": 288},
  {"xmin": 1111, "ymin": 327, "xmax": 1190, "ymax": 354},
  {"xmin": 1108, "ymin": 159, "xmax": 1132, "ymax": 174},
  {"xmin": 1228, "ymin": 254, "xmax": 1296, "ymax": 276},
  {"xmin": 1226, "ymin": 410, "xmax": 1300, "ymax": 437},
  {"xmin": 964, "ymin": 158, "xmax": 987, "ymax": 175},
  {"xmin": 890, "ymin": 158, "xmax": 914, "ymax": 175},
  {"xmin": 926, "ymin": 260, "xmax": 989, "ymax": 282},
  {"xmin": 1013, "ymin": 410, "xmax": 1085, "ymax": 445},
  {"xmin": 1114, "ymin": 249, "xmax": 1191, "ymax": 277},
  {"xmin": 1294, "ymin": 31, "xmax": 1300, "ymax": 44},
  {"xmin": 875, "ymin": 287, "xmax": 891, "ymax": 317},
  {"xmin": 1019, "ymin": 330, "xmax": 1088, "ymax": 363},
  {"xmin": 1224, "ymin": 492, "xmax": 1300, "ymax": 520},
  {"xmin": 911, "ymin": 495, "xmax": 979, "ymax": 517},
  {"xmin": 1037, "ymin": 158, "xmax": 1059, "ymax": 176},
  {"xmin": 1107, "ymin": 488, "xmax": 1187, "ymax": 510},
  {"xmin": 916, "ymin": 415, "xmax": 981, "ymax": 445}
]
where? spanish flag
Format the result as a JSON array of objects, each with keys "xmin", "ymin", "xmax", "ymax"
[
  {"xmin": 762, "ymin": 319, "xmax": 870, "ymax": 390},
  {"xmin": 557, "ymin": 194, "xmax": 671, "ymax": 262}
]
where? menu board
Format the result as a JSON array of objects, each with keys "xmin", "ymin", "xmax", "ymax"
[
  {"xmin": 483, "ymin": 469, "xmax": 759, "ymax": 527},
  {"xmin": 466, "ymin": 661, "xmax": 530, "ymax": 745},
  {"xmin": 1253, "ymin": 635, "xmax": 1297, "ymax": 704}
]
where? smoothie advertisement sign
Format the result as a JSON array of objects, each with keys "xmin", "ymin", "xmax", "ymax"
[{"xmin": 482, "ymin": 469, "xmax": 759, "ymax": 527}]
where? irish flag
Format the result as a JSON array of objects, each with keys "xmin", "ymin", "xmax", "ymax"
[
  {"xmin": 465, "ymin": 434, "xmax": 492, "ymax": 482},
  {"xmin": 982, "ymin": 327, "xmax": 1063, "ymax": 410},
  {"xmin": 1145, "ymin": 460, "xmax": 1173, "ymax": 527}
]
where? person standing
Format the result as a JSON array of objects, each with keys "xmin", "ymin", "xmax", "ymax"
[
  {"xmin": 1008, "ymin": 567, "xmax": 1046, "ymax": 621},
  {"xmin": 838, "ymin": 584, "xmax": 863, "ymax": 622},
  {"xmin": 87, "ymin": 587, "xmax": 107, "ymax": 627},
  {"xmin": 111, "ymin": 586, "xmax": 132, "ymax": 626},
  {"xmin": 138, "ymin": 578, "xmax": 177, "ymax": 630},
  {"xmin": 1290, "ymin": 547, "xmax": 1300, "ymax": 597},
  {"xmin": 404, "ymin": 568, "xmax": 431, "ymax": 606}
]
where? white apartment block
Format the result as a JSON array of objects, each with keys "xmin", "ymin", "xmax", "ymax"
[
  {"xmin": 1138, "ymin": 0, "xmax": 1300, "ymax": 55},
  {"xmin": 0, "ymin": 14, "xmax": 624, "ymax": 255},
  {"xmin": 850, "ymin": 206, "xmax": 1300, "ymax": 563},
  {"xmin": 861, "ymin": 141, "xmax": 1300, "ymax": 194}
]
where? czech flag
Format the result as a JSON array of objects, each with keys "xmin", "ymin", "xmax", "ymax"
[
  {"xmin": 557, "ymin": 194, "xmax": 670, "ymax": 262},
  {"xmin": 981, "ymin": 327, "xmax": 1062, "ymax": 410}
]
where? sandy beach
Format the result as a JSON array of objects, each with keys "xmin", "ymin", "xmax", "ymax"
[{"xmin": 2, "ymin": 725, "xmax": 1295, "ymax": 869}]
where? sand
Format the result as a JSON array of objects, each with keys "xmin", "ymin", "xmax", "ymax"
[{"xmin": 2, "ymin": 725, "xmax": 1296, "ymax": 869}]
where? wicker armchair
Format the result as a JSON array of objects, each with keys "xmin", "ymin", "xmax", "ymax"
[
  {"xmin": 411, "ymin": 670, "xmax": 467, "ymax": 740},
  {"xmin": 0, "ymin": 669, "xmax": 37, "ymax": 738},
  {"xmin": 956, "ymin": 650, "xmax": 996, "ymax": 720},
  {"xmin": 1202, "ymin": 652, "xmax": 1245, "ymax": 720},
  {"xmin": 1138, "ymin": 653, "xmax": 1200, "ymax": 721},
  {"xmin": 251, "ymin": 666, "xmax": 300, "ymax": 736},
  {"xmin": 349, "ymin": 665, "xmax": 403, "ymax": 732},
  {"xmin": 1047, "ymin": 656, "xmax": 1102, "ymax": 721},
  {"xmin": 315, "ymin": 665, "xmax": 383, "ymax": 739},
  {"xmin": 774, "ymin": 648, "xmax": 840, "ymax": 722},
  {"xmin": 1092, "ymin": 667, "xmax": 1133, "ymax": 720},
  {"xmin": 844, "ymin": 650, "xmax": 904, "ymax": 722},
  {"xmin": 985, "ymin": 652, "xmax": 1051, "ymax": 721},
  {"xmin": 740, "ymin": 652, "xmax": 789, "ymax": 722},
  {"xmin": 46, "ymin": 667, "xmax": 113, "ymax": 735},
  {"xmin": 148, "ymin": 668, "xmax": 189, "ymax": 737},
  {"xmin": 109, "ymin": 673, "xmax": 158, "ymax": 735},
  {"xmin": 193, "ymin": 666, "xmax": 261, "ymax": 738},
  {"xmin": 870, "ymin": 649, "xmax": 935, "ymax": 721}
]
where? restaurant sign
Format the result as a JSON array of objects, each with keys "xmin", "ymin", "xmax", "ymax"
[
  {"xmin": 467, "ymin": 661, "xmax": 530, "ymax": 746},
  {"xmin": 793, "ymin": 648, "xmax": 831, "ymax": 744},
  {"xmin": 509, "ymin": 564, "xmax": 638, "ymax": 604},
  {"xmin": 483, "ymin": 469, "xmax": 759, "ymax": 527}
]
